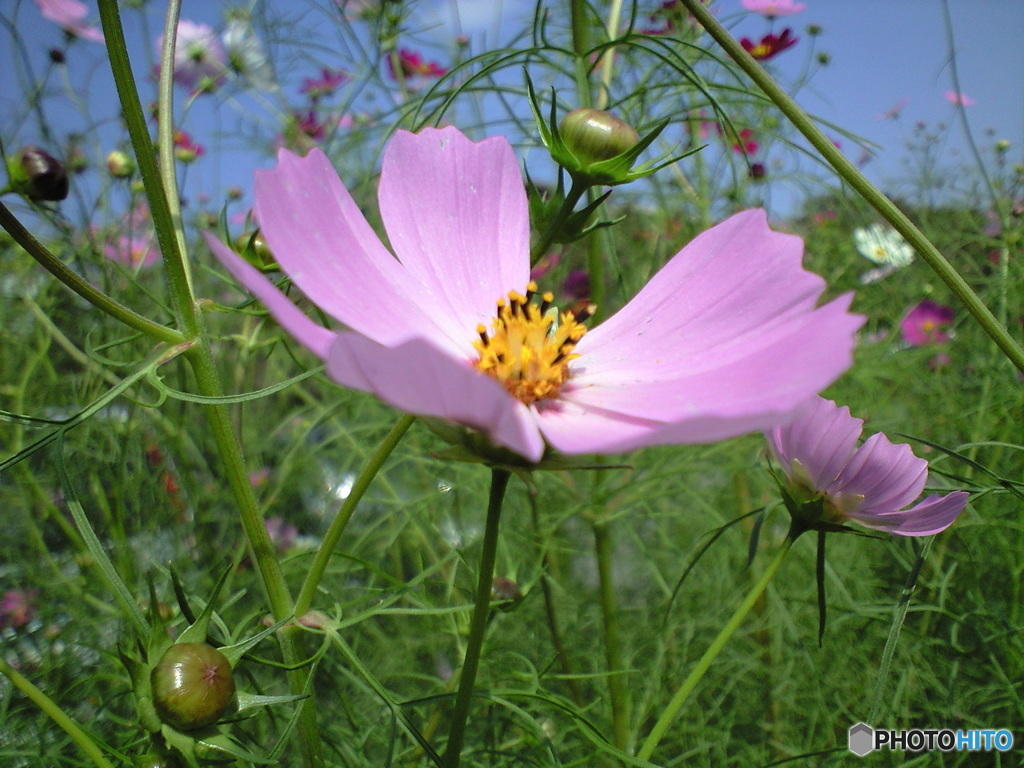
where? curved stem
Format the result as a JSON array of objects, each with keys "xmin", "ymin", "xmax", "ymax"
[
  {"xmin": 294, "ymin": 414, "xmax": 415, "ymax": 616},
  {"xmin": 0, "ymin": 657, "xmax": 116, "ymax": 768},
  {"xmin": 443, "ymin": 467, "xmax": 511, "ymax": 768},
  {"xmin": 637, "ymin": 539, "xmax": 792, "ymax": 762},
  {"xmin": 0, "ymin": 201, "xmax": 184, "ymax": 346},
  {"xmin": 679, "ymin": 0, "xmax": 1024, "ymax": 375}
]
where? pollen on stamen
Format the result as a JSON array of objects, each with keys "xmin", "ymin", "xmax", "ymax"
[{"xmin": 473, "ymin": 285, "xmax": 592, "ymax": 406}]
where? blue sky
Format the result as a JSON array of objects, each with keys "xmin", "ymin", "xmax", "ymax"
[{"xmin": 3, "ymin": 0, "xmax": 1021, "ymax": 220}]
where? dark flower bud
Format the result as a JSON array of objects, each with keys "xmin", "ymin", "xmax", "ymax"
[
  {"xmin": 7, "ymin": 146, "xmax": 69, "ymax": 201},
  {"xmin": 151, "ymin": 642, "xmax": 236, "ymax": 731},
  {"xmin": 491, "ymin": 576, "xmax": 524, "ymax": 612},
  {"xmin": 559, "ymin": 108, "xmax": 640, "ymax": 165},
  {"xmin": 49, "ymin": 48, "xmax": 66, "ymax": 64}
]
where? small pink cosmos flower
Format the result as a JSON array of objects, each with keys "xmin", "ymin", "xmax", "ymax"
[
  {"xmin": 739, "ymin": 28, "xmax": 799, "ymax": 61},
  {"xmin": 158, "ymin": 20, "xmax": 228, "ymax": 93},
  {"xmin": 767, "ymin": 397, "xmax": 968, "ymax": 536},
  {"xmin": 741, "ymin": 0, "xmax": 805, "ymax": 17},
  {"xmin": 900, "ymin": 300, "xmax": 954, "ymax": 346},
  {"xmin": 172, "ymin": 130, "xmax": 205, "ymax": 162},
  {"xmin": 102, "ymin": 203, "xmax": 160, "ymax": 268},
  {"xmin": 32, "ymin": 0, "xmax": 104, "ymax": 43},
  {"xmin": 204, "ymin": 127, "xmax": 863, "ymax": 463},
  {"xmin": 387, "ymin": 48, "xmax": 448, "ymax": 80},
  {"xmin": 944, "ymin": 90, "xmax": 976, "ymax": 107},
  {"xmin": 1, "ymin": 589, "xmax": 38, "ymax": 631},
  {"xmin": 300, "ymin": 68, "xmax": 348, "ymax": 99}
]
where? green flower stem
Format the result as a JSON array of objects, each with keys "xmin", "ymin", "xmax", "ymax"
[
  {"xmin": 592, "ymin": 518, "xmax": 630, "ymax": 751},
  {"xmin": 868, "ymin": 537, "xmax": 933, "ymax": 723},
  {"xmin": 679, "ymin": 0, "xmax": 1024, "ymax": 376},
  {"xmin": 636, "ymin": 539, "xmax": 792, "ymax": 762},
  {"xmin": 0, "ymin": 201, "xmax": 184, "ymax": 346},
  {"xmin": 294, "ymin": 414, "xmax": 415, "ymax": 616},
  {"xmin": 156, "ymin": 0, "xmax": 194, "ymax": 294},
  {"xmin": 96, "ymin": 0, "xmax": 195, "ymax": 337},
  {"xmin": 443, "ymin": 467, "xmax": 511, "ymax": 768},
  {"xmin": 530, "ymin": 180, "xmax": 587, "ymax": 263},
  {"xmin": 0, "ymin": 657, "xmax": 116, "ymax": 768},
  {"xmin": 97, "ymin": 6, "xmax": 323, "ymax": 762},
  {"xmin": 596, "ymin": 0, "xmax": 625, "ymax": 109}
]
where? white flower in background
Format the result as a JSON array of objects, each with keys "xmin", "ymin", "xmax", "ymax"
[
  {"xmin": 158, "ymin": 20, "xmax": 228, "ymax": 93},
  {"xmin": 853, "ymin": 223, "xmax": 915, "ymax": 284},
  {"xmin": 222, "ymin": 14, "xmax": 277, "ymax": 92}
]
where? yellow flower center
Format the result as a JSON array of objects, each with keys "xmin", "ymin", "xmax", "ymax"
[{"xmin": 473, "ymin": 281, "xmax": 592, "ymax": 406}]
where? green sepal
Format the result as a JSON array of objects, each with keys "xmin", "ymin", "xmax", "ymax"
[
  {"xmin": 177, "ymin": 564, "xmax": 233, "ymax": 645},
  {"xmin": 216, "ymin": 616, "xmax": 290, "ymax": 669},
  {"xmin": 193, "ymin": 732, "xmax": 277, "ymax": 764},
  {"xmin": 230, "ymin": 690, "xmax": 309, "ymax": 720}
]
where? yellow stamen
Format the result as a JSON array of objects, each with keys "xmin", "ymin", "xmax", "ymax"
[{"xmin": 473, "ymin": 283, "xmax": 591, "ymax": 406}]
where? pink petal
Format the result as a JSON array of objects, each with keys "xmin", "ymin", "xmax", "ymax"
[
  {"xmin": 853, "ymin": 492, "xmax": 969, "ymax": 536},
  {"xmin": 563, "ymin": 292, "xmax": 861, "ymax": 438},
  {"xmin": 832, "ymin": 433, "xmax": 928, "ymax": 513},
  {"xmin": 326, "ymin": 333, "xmax": 545, "ymax": 461},
  {"xmin": 253, "ymin": 148, "xmax": 457, "ymax": 351},
  {"xmin": 203, "ymin": 232, "xmax": 337, "ymax": 360},
  {"xmin": 575, "ymin": 210, "xmax": 836, "ymax": 385},
  {"xmin": 377, "ymin": 127, "xmax": 530, "ymax": 343},
  {"xmin": 766, "ymin": 398, "xmax": 863, "ymax": 489}
]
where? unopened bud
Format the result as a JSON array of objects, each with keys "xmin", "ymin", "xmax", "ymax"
[
  {"xmin": 559, "ymin": 108, "xmax": 640, "ymax": 165},
  {"xmin": 7, "ymin": 146, "xmax": 69, "ymax": 201},
  {"xmin": 106, "ymin": 150, "xmax": 135, "ymax": 178},
  {"xmin": 491, "ymin": 576, "xmax": 523, "ymax": 612}
]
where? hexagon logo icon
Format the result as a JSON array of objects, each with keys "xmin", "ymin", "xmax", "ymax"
[{"xmin": 848, "ymin": 722, "xmax": 874, "ymax": 756}]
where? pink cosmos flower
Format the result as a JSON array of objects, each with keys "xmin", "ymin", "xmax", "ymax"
[
  {"xmin": 387, "ymin": 48, "xmax": 447, "ymax": 80},
  {"xmin": 767, "ymin": 397, "xmax": 968, "ymax": 536},
  {"xmin": 900, "ymin": 300, "xmax": 955, "ymax": 346},
  {"xmin": 158, "ymin": 20, "xmax": 228, "ymax": 93},
  {"xmin": 300, "ymin": 68, "xmax": 348, "ymax": 99},
  {"xmin": 875, "ymin": 98, "xmax": 908, "ymax": 121},
  {"xmin": 719, "ymin": 125, "xmax": 759, "ymax": 155},
  {"xmin": 204, "ymin": 127, "xmax": 862, "ymax": 463},
  {"xmin": 741, "ymin": 0, "xmax": 805, "ymax": 17},
  {"xmin": 102, "ymin": 204, "xmax": 160, "ymax": 268},
  {"xmin": 944, "ymin": 90, "xmax": 976, "ymax": 107},
  {"xmin": 739, "ymin": 28, "xmax": 799, "ymax": 60},
  {"xmin": 32, "ymin": 0, "xmax": 104, "ymax": 43}
]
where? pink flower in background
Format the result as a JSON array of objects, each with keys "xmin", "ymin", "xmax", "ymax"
[
  {"xmin": 387, "ymin": 48, "xmax": 447, "ymax": 80},
  {"xmin": 875, "ymin": 98, "xmax": 908, "ymax": 121},
  {"xmin": 767, "ymin": 397, "xmax": 968, "ymax": 536},
  {"xmin": 103, "ymin": 204, "xmax": 160, "ymax": 268},
  {"xmin": 719, "ymin": 125, "xmax": 759, "ymax": 154},
  {"xmin": 32, "ymin": 0, "xmax": 104, "ymax": 43},
  {"xmin": 158, "ymin": 20, "xmax": 227, "ymax": 93},
  {"xmin": 740, "ymin": 28, "xmax": 799, "ymax": 60},
  {"xmin": 944, "ymin": 90, "xmax": 976, "ymax": 107},
  {"xmin": 300, "ymin": 68, "xmax": 348, "ymax": 99},
  {"xmin": 172, "ymin": 130, "xmax": 205, "ymax": 162},
  {"xmin": 741, "ymin": 0, "xmax": 805, "ymax": 17},
  {"xmin": 295, "ymin": 110, "xmax": 328, "ymax": 141},
  {"xmin": 1, "ymin": 590, "xmax": 38, "ymax": 631},
  {"xmin": 205, "ymin": 126, "xmax": 862, "ymax": 462},
  {"xmin": 900, "ymin": 300, "xmax": 955, "ymax": 346}
]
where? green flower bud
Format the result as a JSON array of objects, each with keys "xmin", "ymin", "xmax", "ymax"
[
  {"xmin": 7, "ymin": 146, "xmax": 69, "ymax": 201},
  {"xmin": 558, "ymin": 108, "xmax": 640, "ymax": 165},
  {"xmin": 106, "ymin": 150, "xmax": 135, "ymax": 178},
  {"xmin": 151, "ymin": 642, "xmax": 236, "ymax": 731}
]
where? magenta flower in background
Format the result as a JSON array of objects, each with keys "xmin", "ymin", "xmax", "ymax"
[
  {"xmin": 875, "ymin": 98, "xmax": 908, "ymax": 121},
  {"xmin": 740, "ymin": 28, "xmax": 799, "ymax": 61},
  {"xmin": 900, "ymin": 300, "xmax": 955, "ymax": 346},
  {"xmin": 205, "ymin": 127, "xmax": 862, "ymax": 463},
  {"xmin": 741, "ymin": 0, "xmax": 806, "ymax": 17},
  {"xmin": 944, "ymin": 90, "xmax": 976, "ymax": 107},
  {"xmin": 32, "ymin": 0, "xmax": 104, "ymax": 43},
  {"xmin": 0, "ymin": 589, "xmax": 38, "ymax": 631},
  {"xmin": 387, "ymin": 48, "xmax": 447, "ymax": 80},
  {"xmin": 158, "ymin": 20, "xmax": 228, "ymax": 93},
  {"xmin": 300, "ymin": 68, "xmax": 348, "ymax": 99},
  {"xmin": 103, "ymin": 204, "xmax": 160, "ymax": 268},
  {"xmin": 719, "ymin": 125, "xmax": 759, "ymax": 155},
  {"xmin": 767, "ymin": 397, "xmax": 968, "ymax": 536}
]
